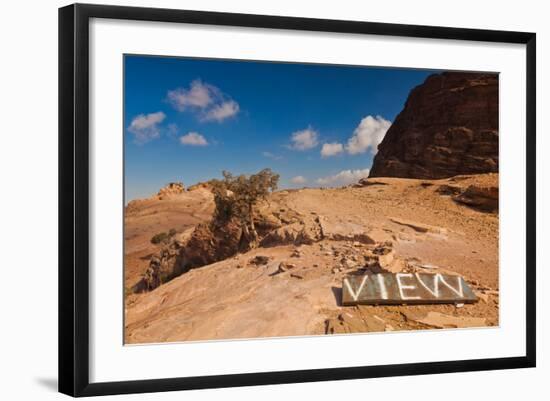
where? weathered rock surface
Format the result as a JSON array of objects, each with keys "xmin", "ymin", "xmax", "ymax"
[
  {"xmin": 124, "ymin": 187, "xmax": 214, "ymax": 290},
  {"xmin": 353, "ymin": 178, "xmax": 388, "ymax": 188},
  {"xmin": 187, "ymin": 181, "xmax": 212, "ymax": 192},
  {"xmin": 317, "ymin": 216, "xmax": 375, "ymax": 244},
  {"xmin": 435, "ymin": 173, "xmax": 498, "ymax": 213},
  {"xmin": 260, "ymin": 222, "xmax": 320, "ymax": 247},
  {"xmin": 411, "ymin": 311, "xmax": 487, "ymax": 329},
  {"xmin": 453, "ymin": 183, "xmax": 498, "ymax": 212},
  {"xmin": 369, "ymin": 72, "xmax": 498, "ymax": 179},
  {"xmin": 157, "ymin": 182, "xmax": 185, "ymax": 199},
  {"xmin": 133, "ymin": 219, "xmax": 244, "ymax": 292},
  {"xmin": 125, "ymin": 174, "xmax": 499, "ymax": 343},
  {"xmin": 133, "ymin": 197, "xmax": 294, "ymax": 292}
]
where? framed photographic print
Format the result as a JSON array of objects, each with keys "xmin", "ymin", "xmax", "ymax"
[{"xmin": 58, "ymin": 3, "xmax": 536, "ymax": 397}]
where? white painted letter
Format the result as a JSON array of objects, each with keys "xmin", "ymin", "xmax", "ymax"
[
  {"xmin": 396, "ymin": 273, "xmax": 421, "ymax": 300},
  {"xmin": 377, "ymin": 274, "xmax": 388, "ymax": 299},
  {"xmin": 437, "ymin": 274, "xmax": 464, "ymax": 297},
  {"xmin": 344, "ymin": 276, "xmax": 369, "ymax": 301},
  {"xmin": 416, "ymin": 273, "xmax": 439, "ymax": 297}
]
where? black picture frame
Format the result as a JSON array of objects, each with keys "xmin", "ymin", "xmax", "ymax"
[{"xmin": 59, "ymin": 3, "xmax": 536, "ymax": 397}]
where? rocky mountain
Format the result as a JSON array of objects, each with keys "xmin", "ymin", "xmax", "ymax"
[{"xmin": 369, "ymin": 72, "xmax": 499, "ymax": 179}]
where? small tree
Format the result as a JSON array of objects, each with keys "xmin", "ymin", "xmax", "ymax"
[{"xmin": 209, "ymin": 168, "xmax": 279, "ymax": 249}]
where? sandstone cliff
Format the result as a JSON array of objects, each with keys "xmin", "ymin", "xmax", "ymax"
[{"xmin": 369, "ymin": 72, "xmax": 498, "ymax": 179}]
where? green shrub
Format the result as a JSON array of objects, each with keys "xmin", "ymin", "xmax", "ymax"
[
  {"xmin": 150, "ymin": 232, "xmax": 168, "ymax": 244},
  {"xmin": 150, "ymin": 229, "xmax": 177, "ymax": 245}
]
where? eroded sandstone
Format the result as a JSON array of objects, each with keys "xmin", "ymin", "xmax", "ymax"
[{"xmin": 370, "ymin": 72, "xmax": 498, "ymax": 179}]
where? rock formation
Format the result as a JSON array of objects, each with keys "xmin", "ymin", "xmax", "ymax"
[
  {"xmin": 435, "ymin": 173, "xmax": 499, "ymax": 213},
  {"xmin": 369, "ymin": 72, "xmax": 498, "ymax": 179},
  {"xmin": 133, "ymin": 199, "xmax": 299, "ymax": 292},
  {"xmin": 157, "ymin": 182, "xmax": 185, "ymax": 199},
  {"xmin": 187, "ymin": 181, "xmax": 212, "ymax": 191},
  {"xmin": 134, "ymin": 220, "xmax": 244, "ymax": 292}
]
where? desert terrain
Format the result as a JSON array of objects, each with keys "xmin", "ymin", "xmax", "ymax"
[
  {"xmin": 124, "ymin": 173, "xmax": 498, "ymax": 343},
  {"xmin": 124, "ymin": 184, "xmax": 214, "ymax": 291},
  {"xmin": 124, "ymin": 71, "xmax": 500, "ymax": 343}
]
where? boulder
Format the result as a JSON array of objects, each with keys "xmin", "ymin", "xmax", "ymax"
[
  {"xmin": 373, "ymin": 244, "xmax": 394, "ymax": 268},
  {"xmin": 260, "ymin": 222, "xmax": 319, "ymax": 247},
  {"xmin": 453, "ymin": 183, "xmax": 498, "ymax": 212}
]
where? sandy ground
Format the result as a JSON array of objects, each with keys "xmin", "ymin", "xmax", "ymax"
[{"xmin": 124, "ymin": 174, "xmax": 499, "ymax": 343}]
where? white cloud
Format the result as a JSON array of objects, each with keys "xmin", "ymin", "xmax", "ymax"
[
  {"xmin": 316, "ymin": 168, "xmax": 370, "ymax": 187},
  {"xmin": 321, "ymin": 142, "xmax": 344, "ymax": 158},
  {"xmin": 179, "ymin": 132, "xmax": 209, "ymax": 146},
  {"xmin": 262, "ymin": 151, "xmax": 282, "ymax": 160},
  {"xmin": 346, "ymin": 115, "xmax": 391, "ymax": 155},
  {"xmin": 167, "ymin": 80, "xmax": 214, "ymax": 111},
  {"xmin": 201, "ymin": 100, "xmax": 239, "ymax": 122},
  {"xmin": 289, "ymin": 127, "xmax": 319, "ymax": 151},
  {"xmin": 167, "ymin": 79, "xmax": 239, "ymax": 122},
  {"xmin": 127, "ymin": 111, "xmax": 166, "ymax": 144},
  {"xmin": 290, "ymin": 176, "xmax": 307, "ymax": 185}
]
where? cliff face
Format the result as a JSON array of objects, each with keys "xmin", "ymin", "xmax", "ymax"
[{"xmin": 369, "ymin": 72, "xmax": 498, "ymax": 179}]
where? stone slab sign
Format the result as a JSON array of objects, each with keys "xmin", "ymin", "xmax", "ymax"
[{"xmin": 342, "ymin": 273, "xmax": 477, "ymax": 306}]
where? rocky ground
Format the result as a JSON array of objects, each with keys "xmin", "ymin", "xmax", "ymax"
[
  {"xmin": 124, "ymin": 186, "xmax": 214, "ymax": 291},
  {"xmin": 124, "ymin": 174, "xmax": 499, "ymax": 344}
]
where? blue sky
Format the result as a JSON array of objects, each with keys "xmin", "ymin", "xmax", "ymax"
[{"xmin": 124, "ymin": 55, "xmax": 438, "ymax": 201}]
